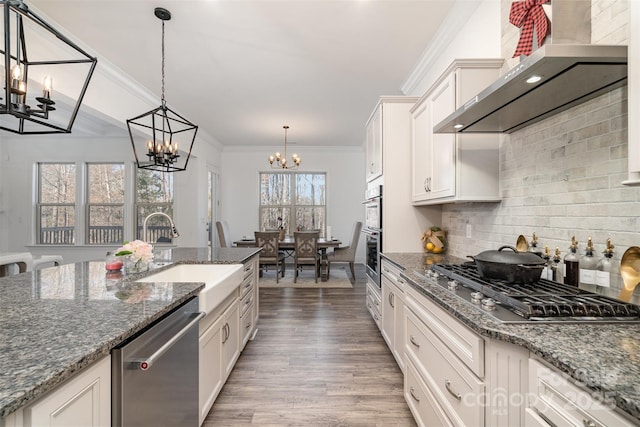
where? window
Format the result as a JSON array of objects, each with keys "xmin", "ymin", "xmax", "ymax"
[
  {"xmin": 38, "ymin": 163, "xmax": 76, "ymax": 244},
  {"xmin": 87, "ymin": 163, "xmax": 125, "ymax": 244},
  {"xmin": 259, "ymin": 172, "xmax": 326, "ymax": 237},
  {"xmin": 135, "ymin": 169, "xmax": 174, "ymax": 242}
]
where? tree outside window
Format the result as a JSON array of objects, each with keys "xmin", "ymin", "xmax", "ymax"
[
  {"xmin": 87, "ymin": 163, "xmax": 125, "ymax": 244},
  {"xmin": 38, "ymin": 163, "xmax": 76, "ymax": 244},
  {"xmin": 259, "ymin": 172, "xmax": 326, "ymax": 237},
  {"xmin": 135, "ymin": 169, "xmax": 174, "ymax": 242}
]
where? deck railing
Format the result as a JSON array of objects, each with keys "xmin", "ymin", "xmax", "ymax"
[{"xmin": 40, "ymin": 226, "xmax": 173, "ymax": 245}]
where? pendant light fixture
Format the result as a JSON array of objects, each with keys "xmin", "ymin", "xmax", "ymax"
[
  {"xmin": 126, "ymin": 7, "xmax": 198, "ymax": 173},
  {"xmin": 1, "ymin": 0, "xmax": 97, "ymax": 134},
  {"xmin": 268, "ymin": 125, "xmax": 300, "ymax": 170}
]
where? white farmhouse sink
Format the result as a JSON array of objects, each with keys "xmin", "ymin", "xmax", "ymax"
[{"xmin": 137, "ymin": 264, "xmax": 243, "ymax": 314}]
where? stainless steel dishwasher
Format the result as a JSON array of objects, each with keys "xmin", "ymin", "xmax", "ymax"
[{"xmin": 112, "ymin": 297, "xmax": 204, "ymax": 427}]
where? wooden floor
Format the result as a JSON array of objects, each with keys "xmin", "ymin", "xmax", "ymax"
[{"xmin": 203, "ymin": 265, "xmax": 417, "ymax": 427}]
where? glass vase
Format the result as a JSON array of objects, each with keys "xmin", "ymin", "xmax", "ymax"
[{"xmin": 124, "ymin": 256, "xmax": 149, "ymax": 274}]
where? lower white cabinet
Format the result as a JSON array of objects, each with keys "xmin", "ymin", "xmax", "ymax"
[
  {"xmin": 381, "ymin": 259, "xmax": 406, "ymax": 372},
  {"xmin": 404, "ymin": 283, "xmax": 530, "ymax": 426},
  {"xmin": 198, "ymin": 256, "xmax": 258, "ymax": 424},
  {"xmin": 7, "ymin": 356, "xmax": 111, "ymax": 427},
  {"xmin": 199, "ymin": 295, "xmax": 241, "ymax": 424},
  {"xmin": 527, "ymin": 358, "xmax": 637, "ymax": 427},
  {"xmin": 365, "ymin": 278, "xmax": 382, "ymax": 329}
]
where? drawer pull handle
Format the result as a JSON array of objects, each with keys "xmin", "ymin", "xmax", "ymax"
[
  {"xmin": 388, "ymin": 292, "xmax": 395, "ymax": 308},
  {"xmin": 582, "ymin": 420, "xmax": 596, "ymax": 427},
  {"xmin": 445, "ymin": 379, "xmax": 461, "ymax": 401},
  {"xmin": 409, "ymin": 335, "xmax": 420, "ymax": 348},
  {"xmin": 409, "ymin": 387, "xmax": 421, "ymax": 402}
]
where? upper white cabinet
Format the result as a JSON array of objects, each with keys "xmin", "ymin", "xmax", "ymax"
[
  {"xmin": 365, "ymin": 105, "xmax": 383, "ymax": 182},
  {"xmin": 411, "ymin": 59, "xmax": 503, "ymax": 205}
]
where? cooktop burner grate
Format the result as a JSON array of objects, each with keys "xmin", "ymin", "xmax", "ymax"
[{"xmin": 430, "ymin": 263, "xmax": 640, "ymax": 321}]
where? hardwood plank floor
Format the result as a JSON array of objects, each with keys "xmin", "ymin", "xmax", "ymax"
[{"xmin": 203, "ymin": 265, "xmax": 417, "ymax": 427}]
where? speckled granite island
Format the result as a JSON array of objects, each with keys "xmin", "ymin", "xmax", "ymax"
[
  {"xmin": 0, "ymin": 247, "xmax": 260, "ymax": 420},
  {"xmin": 382, "ymin": 252, "xmax": 640, "ymax": 424}
]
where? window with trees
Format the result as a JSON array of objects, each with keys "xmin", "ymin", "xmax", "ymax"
[
  {"xmin": 259, "ymin": 172, "xmax": 326, "ymax": 237},
  {"xmin": 87, "ymin": 163, "xmax": 125, "ymax": 244},
  {"xmin": 38, "ymin": 163, "xmax": 76, "ymax": 244},
  {"xmin": 36, "ymin": 163, "xmax": 175, "ymax": 245},
  {"xmin": 135, "ymin": 169, "xmax": 174, "ymax": 242}
]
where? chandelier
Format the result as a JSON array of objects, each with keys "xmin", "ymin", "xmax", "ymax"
[
  {"xmin": 268, "ymin": 125, "xmax": 300, "ymax": 169},
  {"xmin": 126, "ymin": 7, "xmax": 198, "ymax": 173},
  {"xmin": 1, "ymin": 0, "xmax": 97, "ymax": 134}
]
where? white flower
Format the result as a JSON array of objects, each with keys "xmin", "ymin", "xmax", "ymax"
[{"xmin": 116, "ymin": 240, "xmax": 154, "ymax": 264}]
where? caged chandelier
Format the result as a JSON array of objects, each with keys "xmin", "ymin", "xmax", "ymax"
[
  {"xmin": 268, "ymin": 125, "xmax": 300, "ymax": 170},
  {"xmin": 126, "ymin": 7, "xmax": 198, "ymax": 173},
  {"xmin": 1, "ymin": 0, "xmax": 97, "ymax": 134}
]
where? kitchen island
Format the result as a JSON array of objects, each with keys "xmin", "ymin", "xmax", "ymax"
[
  {"xmin": 382, "ymin": 252, "xmax": 640, "ymax": 425},
  {"xmin": 0, "ymin": 247, "xmax": 260, "ymax": 421}
]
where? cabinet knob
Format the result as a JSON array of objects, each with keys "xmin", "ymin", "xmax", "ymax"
[{"xmin": 582, "ymin": 420, "xmax": 597, "ymax": 427}]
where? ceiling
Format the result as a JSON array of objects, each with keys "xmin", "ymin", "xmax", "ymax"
[{"xmin": 28, "ymin": 0, "xmax": 456, "ymax": 148}]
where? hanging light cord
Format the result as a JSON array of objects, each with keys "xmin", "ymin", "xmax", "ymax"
[{"xmin": 161, "ymin": 18, "xmax": 166, "ymax": 109}]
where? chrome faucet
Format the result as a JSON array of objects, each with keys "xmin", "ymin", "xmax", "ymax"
[{"xmin": 142, "ymin": 212, "xmax": 179, "ymax": 243}]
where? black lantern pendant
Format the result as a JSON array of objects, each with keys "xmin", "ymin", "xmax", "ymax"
[{"xmin": 126, "ymin": 7, "xmax": 197, "ymax": 173}]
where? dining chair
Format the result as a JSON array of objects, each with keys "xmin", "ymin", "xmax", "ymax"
[
  {"xmin": 327, "ymin": 221, "xmax": 362, "ymax": 280},
  {"xmin": 293, "ymin": 231, "xmax": 320, "ymax": 283},
  {"xmin": 216, "ymin": 220, "xmax": 232, "ymax": 248},
  {"xmin": 254, "ymin": 231, "xmax": 285, "ymax": 282}
]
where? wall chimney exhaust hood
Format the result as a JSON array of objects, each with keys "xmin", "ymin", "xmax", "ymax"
[{"xmin": 434, "ymin": 44, "xmax": 627, "ymax": 134}]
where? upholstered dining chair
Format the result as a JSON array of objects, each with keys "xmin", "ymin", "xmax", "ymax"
[
  {"xmin": 255, "ymin": 231, "xmax": 285, "ymax": 282},
  {"xmin": 293, "ymin": 231, "xmax": 320, "ymax": 283},
  {"xmin": 327, "ymin": 221, "xmax": 362, "ymax": 280},
  {"xmin": 216, "ymin": 220, "xmax": 232, "ymax": 248}
]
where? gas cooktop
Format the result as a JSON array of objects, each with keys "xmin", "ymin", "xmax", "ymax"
[{"xmin": 413, "ymin": 263, "xmax": 640, "ymax": 323}]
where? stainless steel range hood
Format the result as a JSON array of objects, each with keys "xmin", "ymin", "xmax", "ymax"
[{"xmin": 434, "ymin": 43, "xmax": 627, "ymax": 134}]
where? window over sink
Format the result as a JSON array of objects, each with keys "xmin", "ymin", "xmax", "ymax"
[{"xmin": 36, "ymin": 162, "xmax": 175, "ymax": 245}]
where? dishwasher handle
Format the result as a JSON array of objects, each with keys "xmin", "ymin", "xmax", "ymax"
[{"xmin": 135, "ymin": 311, "xmax": 205, "ymax": 371}]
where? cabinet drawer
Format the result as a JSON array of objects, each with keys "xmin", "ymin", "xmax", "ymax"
[
  {"xmin": 406, "ymin": 309, "xmax": 485, "ymax": 427},
  {"xmin": 366, "ymin": 280, "xmax": 382, "ymax": 329},
  {"xmin": 529, "ymin": 358, "xmax": 636, "ymax": 427},
  {"xmin": 405, "ymin": 357, "xmax": 454, "ymax": 427},
  {"xmin": 240, "ymin": 303, "xmax": 255, "ymax": 347},
  {"xmin": 381, "ymin": 259, "xmax": 406, "ymax": 291},
  {"xmin": 240, "ymin": 283, "xmax": 255, "ymax": 317},
  {"xmin": 405, "ymin": 285, "xmax": 484, "ymax": 377}
]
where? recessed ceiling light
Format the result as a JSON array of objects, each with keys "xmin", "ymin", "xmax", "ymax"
[
  {"xmin": 526, "ymin": 75, "xmax": 542, "ymax": 84},
  {"xmin": 453, "ymin": 124, "xmax": 464, "ymax": 129}
]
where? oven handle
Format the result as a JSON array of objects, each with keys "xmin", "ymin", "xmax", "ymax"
[
  {"xmin": 362, "ymin": 229, "xmax": 380, "ymax": 237},
  {"xmin": 134, "ymin": 311, "xmax": 205, "ymax": 371}
]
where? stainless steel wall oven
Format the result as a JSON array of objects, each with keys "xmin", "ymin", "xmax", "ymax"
[{"xmin": 363, "ymin": 185, "xmax": 382, "ymax": 287}]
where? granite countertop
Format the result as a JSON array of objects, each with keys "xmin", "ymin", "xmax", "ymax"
[
  {"xmin": 382, "ymin": 252, "xmax": 640, "ymax": 423},
  {"xmin": 0, "ymin": 247, "xmax": 260, "ymax": 418}
]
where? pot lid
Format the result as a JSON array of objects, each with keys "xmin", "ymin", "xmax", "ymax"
[{"xmin": 474, "ymin": 245, "xmax": 545, "ymax": 265}]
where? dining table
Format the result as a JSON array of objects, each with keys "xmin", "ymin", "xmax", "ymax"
[{"xmin": 233, "ymin": 237, "xmax": 342, "ymax": 281}]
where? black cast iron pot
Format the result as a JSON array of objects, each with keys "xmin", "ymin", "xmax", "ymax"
[{"xmin": 468, "ymin": 245, "xmax": 545, "ymax": 284}]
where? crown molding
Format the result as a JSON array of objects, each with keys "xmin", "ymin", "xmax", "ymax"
[{"xmin": 401, "ymin": 0, "xmax": 483, "ymax": 95}]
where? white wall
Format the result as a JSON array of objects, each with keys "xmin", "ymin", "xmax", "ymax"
[{"xmin": 220, "ymin": 146, "xmax": 366, "ymax": 263}]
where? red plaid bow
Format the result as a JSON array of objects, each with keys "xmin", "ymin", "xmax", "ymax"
[{"xmin": 509, "ymin": 0, "xmax": 550, "ymax": 57}]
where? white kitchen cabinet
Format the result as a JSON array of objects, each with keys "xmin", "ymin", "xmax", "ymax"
[
  {"xmin": 365, "ymin": 278, "xmax": 382, "ymax": 330},
  {"xmin": 199, "ymin": 295, "xmax": 240, "ymax": 424},
  {"xmin": 527, "ymin": 358, "xmax": 637, "ymax": 427},
  {"xmin": 380, "ymin": 259, "xmax": 406, "ymax": 373},
  {"xmin": 20, "ymin": 356, "xmax": 111, "ymax": 427},
  {"xmin": 404, "ymin": 283, "xmax": 530, "ymax": 426},
  {"xmin": 411, "ymin": 59, "xmax": 503, "ymax": 205},
  {"xmin": 239, "ymin": 258, "xmax": 258, "ymax": 347},
  {"xmin": 365, "ymin": 104, "xmax": 383, "ymax": 182},
  {"xmin": 198, "ymin": 256, "xmax": 258, "ymax": 425}
]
